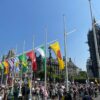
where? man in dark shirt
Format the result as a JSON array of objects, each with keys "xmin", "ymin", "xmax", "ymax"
[
  {"xmin": 64, "ymin": 92, "xmax": 72, "ymax": 100},
  {"xmin": 82, "ymin": 91, "xmax": 93, "ymax": 100}
]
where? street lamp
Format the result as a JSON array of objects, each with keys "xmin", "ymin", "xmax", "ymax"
[{"xmin": 63, "ymin": 15, "xmax": 77, "ymax": 92}]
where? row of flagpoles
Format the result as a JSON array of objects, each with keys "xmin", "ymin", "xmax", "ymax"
[
  {"xmin": 0, "ymin": 16, "xmax": 69, "ymax": 99},
  {"xmin": 0, "ymin": 39, "xmax": 65, "ymax": 99}
]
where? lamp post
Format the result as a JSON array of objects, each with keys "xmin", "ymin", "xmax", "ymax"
[{"xmin": 63, "ymin": 15, "xmax": 69, "ymax": 92}]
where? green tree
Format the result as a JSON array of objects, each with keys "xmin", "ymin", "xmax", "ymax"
[{"xmin": 74, "ymin": 71, "xmax": 87, "ymax": 79}]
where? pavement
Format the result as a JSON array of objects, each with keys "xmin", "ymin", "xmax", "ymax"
[{"xmin": 94, "ymin": 95, "xmax": 100, "ymax": 100}]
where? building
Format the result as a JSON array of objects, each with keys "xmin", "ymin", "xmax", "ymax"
[
  {"xmin": 86, "ymin": 59, "xmax": 93, "ymax": 78},
  {"xmin": 67, "ymin": 58, "xmax": 82, "ymax": 79},
  {"xmin": 87, "ymin": 21, "xmax": 100, "ymax": 78},
  {"xmin": 36, "ymin": 55, "xmax": 81, "ymax": 80}
]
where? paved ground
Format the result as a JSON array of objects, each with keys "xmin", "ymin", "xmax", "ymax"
[{"xmin": 94, "ymin": 95, "xmax": 100, "ymax": 100}]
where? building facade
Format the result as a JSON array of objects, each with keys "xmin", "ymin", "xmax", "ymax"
[
  {"xmin": 87, "ymin": 22, "xmax": 100, "ymax": 78},
  {"xmin": 36, "ymin": 55, "xmax": 81, "ymax": 81},
  {"xmin": 86, "ymin": 59, "xmax": 93, "ymax": 78},
  {"xmin": 67, "ymin": 58, "xmax": 81, "ymax": 79}
]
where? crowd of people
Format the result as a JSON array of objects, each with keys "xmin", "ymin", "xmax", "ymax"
[{"xmin": 0, "ymin": 79, "xmax": 100, "ymax": 100}]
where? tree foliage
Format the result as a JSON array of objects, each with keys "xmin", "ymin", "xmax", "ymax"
[{"xmin": 74, "ymin": 71, "xmax": 87, "ymax": 79}]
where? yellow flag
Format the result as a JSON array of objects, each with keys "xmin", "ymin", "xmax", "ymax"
[
  {"xmin": 50, "ymin": 42, "xmax": 64, "ymax": 70},
  {"xmin": 2, "ymin": 61, "xmax": 9, "ymax": 74}
]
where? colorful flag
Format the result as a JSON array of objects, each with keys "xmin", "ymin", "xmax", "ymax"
[
  {"xmin": 0, "ymin": 62, "xmax": 4, "ymax": 70},
  {"xmin": 2, "ymin": 61, "xmax": 9, "ymax": 74},
  {"xmin": 8, "ymin": 58, "xmax": 20, "ymax": 75},
  {"xmin": 26, "ymin": 50, "xmax": 37, "ymax": 71},
  {"xmin": 8, "ymin": 59, "xmax": 14, "ymax": 71},
  {"xmin": 13, "ymin": 57, "xmax": 19, "ymax": 67},
  {"xmin": 37, "ymin": 46, "xmax": 45, "ymax": 58},
  {"xmin": 18, "ymin": 54, "xmax": 27, "ymax": 67},
  {"xmin": 50, "ymin": 41, "xmax": 64, "ymax": 70},
  {"xmin": 18, "ymin": 54, "xmax": 28, "ymax": 73},
  {"xmin": 15, "ymin": 67, "xmax": 20, "ymax": 73},
  {"xmin": 36, "ymin": 46, "xmax": 45, "ymax": 71}
]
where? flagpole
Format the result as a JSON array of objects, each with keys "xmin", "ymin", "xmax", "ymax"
[
  {"xmin": 63, "ymin": 15, "xmax": 69, "ymax": 92},
  {"xmin": 1, "ymin": 68, "xmax": 3, "ymax": 85},
  {"xmin": 44, "ymin": 28, "xmax": 47, "ymax": 100},
  {"xmin": 6, "ymin": 74, "xmax": 8, "ymax": 87},
  {"xmin": 32, "ymin": 36, "xmax": 35, "ymax": 81},
  {"xmin": 15, "ymin": 45, "xmax": 18, "ymax": 78},
  {"xmin": 1, "ymin": 56, "xmax": 3, "ymax": 85},
  {"xmin": 19, "ymin": 41, "xmax": 25, "ymax": 97},
  {"xmin": 29, "ymin": 37, "xmax": 34, "ymax": 100},
  {"xmin": 11, "ymin": 45, "xmax": 17, "ymax": 95}
]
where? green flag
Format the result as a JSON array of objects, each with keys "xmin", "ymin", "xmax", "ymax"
[
  {"xmin": 18, "ymin": 54, "xmax": 28, "ymax": 73},
  {"xmin": 22, "ymin": 66, "xmax": 28, "ymax": 73},
  {"xmin": 18, "ymin": 54, "xmax": 27, "ymax": 67},
  {"xmin": 0, "ymin": 62, "xmax": 4, "ymax": 70}
]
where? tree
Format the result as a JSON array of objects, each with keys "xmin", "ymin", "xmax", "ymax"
[{"xmin": 74, "ymin": 71, "xmax": 87, "ymax": 79}]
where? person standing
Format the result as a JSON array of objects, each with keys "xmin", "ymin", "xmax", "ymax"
[{"xmin": 82, "ymin": 91, "xmax": 93, "ymax": 100}]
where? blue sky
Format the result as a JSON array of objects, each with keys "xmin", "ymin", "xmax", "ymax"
[{"xmin": 0, "ymin": 0, "xmax": 100, "ymax": 70}]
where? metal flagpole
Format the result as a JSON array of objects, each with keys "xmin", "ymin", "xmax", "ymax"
[
  {"xmin": 44, "ymin": 28, "xmax": 47, "ymax": 100},
  {"xmin": 11, "ymin": 46, "xmax": 17, "ymax": 95},
  {"xmin": 1, "ymin": 67, "xmax": 3, "ymax": 85},
  {"xmin": 1, "ymin": 56, "xmax": 3, "ymax": 85},
  {"xmin": 88, "ymin": 0, "xmax": 100, "ymax": 78},
  {"xmin": 14, "ymin": 46, "xmax": 17, "ymax": 82},
  {"xmin": 6, "ymin": 74, "xmax": 8, "ymax": 87},
  {"xmin": 63, "ymin": 15, "xmax": 69, "ymax": 92},
  {"xmin": 19, "ymin": 41, "xmax": 25, "ymax": 97},
  {"xmin": 29, "ymin": 37, "xmax": 34, "ymax": 100},
  {"xmin": 32, "ymin": 36, "xmax": 35, "ymax": 81}
]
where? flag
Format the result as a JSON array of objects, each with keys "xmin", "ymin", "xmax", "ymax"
[
  {"xmin": 37, "ymin": 46, "xmax": 45, "ymax": 58},
  {"xmin": 8, "ymin": 59, "xmax": 14, "ymax": 71},
  {"xmin": 26, "ymin": 50, "xmax": 37, "ymax": 71},
  {"xmin": 0, "ymin": 62, "xmax": 4, "ymax": 70},
  {"xmin": 36, "ymin": 46, "xmax": 45, "ymax": 71},
  {"xmin": 13, "ymin": 57, "xmax": 20, "ymax": 73},
  {"xmin": 18, "ymin": 54, "xmax": 27, "ymax": 67},
  {"xmin": 18, "ymin": 54, "xmax": 28, "ymax": 73},
  {"xmin": 15, "ymin": 67, "xmax": 20, "ymax": 73},
  {"xmin": 50, "ymin": 41, "xmax": 64, "ymax": 70},
  {"xmin": 2, "ymin": 61, "xmax": 9, "ymax": 74},
  {"xmin": 13, "ymin": 57, "xmax": 19, "ymax": 67}
]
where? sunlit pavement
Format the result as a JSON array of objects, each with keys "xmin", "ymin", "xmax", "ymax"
[
  {"xmin": 93, "ymin": 93, "xmax": 100, "ymax": 100},
  {"xmin": 94, "ymin": 95, "xmax": 100, "ymax": 100}
]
